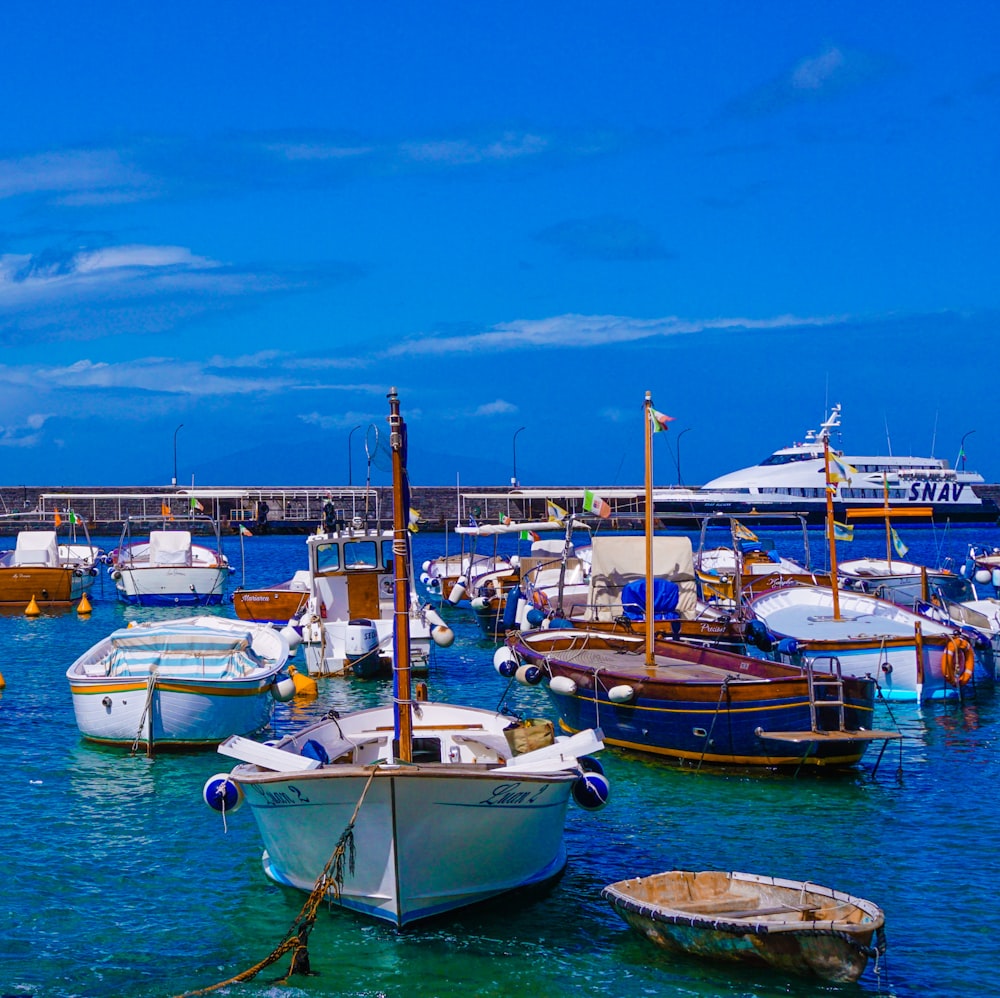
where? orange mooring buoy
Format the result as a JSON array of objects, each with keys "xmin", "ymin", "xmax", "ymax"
[
  {"xmin": 77, "ymin": 593, "xmax": 93, "ymax": 615},
  {"xmin": 0, "ymin": 671, "xmax": 6, "ymax": 689},
  {"xmin": 288, "ymin": 664, "xmax": 318, "ymax": 698},
  {"xmin": 25, "ymin": 595, "xmax": 40, "ymax": 617}
]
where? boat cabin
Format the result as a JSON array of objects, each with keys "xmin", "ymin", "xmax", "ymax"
[{"xmin": 306, "ymin": 527, "xmax": 396, "ymax": 622}]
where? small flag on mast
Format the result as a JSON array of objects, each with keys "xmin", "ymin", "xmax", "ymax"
[
  {"xmin": 161, "ymin": 502, "xmax": 174, "ymax": 520},
  {"xmin": 238, "ymin": 524, "xmax": 253, "ymax": 537},
  {"xmin": 732, "ymin": 520, "xmax": 758, "ymax": 542},
  {"xmin": 583, "ymin": 489, "xmax": 611, "ymax": 519},
  {"xmin": 649, "ymin": 407, "xmax": 674, "ymax": 433},
  {"xmin": 833, "ymin": 521, "xmax": 854, "ymax": 542},
  {"xmin": 53, "ymin": 509, "xmax": 62, "ymax": 527},
  {"xmin": 189, "ymin": 496, "xmax": 204, "ymax": 512},
  {"xmin": 891, "ymin": 527, "xmax": 908, "ymax": 558},
  {"xmin": 828, "ymin": 454, "xmax": 856, "ymax": 484},
  {"xmin": 519, "ymin": 529, "xmax": 540, "ymax": 542},
  {"xmin": 546, "ymin": 500, "xmax": 568, "ymax": 522},
  {"xmin": 408, "ymin": 508, "xmax": 421, "ymax": 533}
]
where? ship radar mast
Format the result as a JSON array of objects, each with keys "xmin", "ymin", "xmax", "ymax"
[{"xmin": 804, "ymin": 404, "xmax": 842, "ymax": 446}]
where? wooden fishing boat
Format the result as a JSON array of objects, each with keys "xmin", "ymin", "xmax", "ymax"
[
  {"xmin": 205, "ymin": 389, "xmax": 609, "ymax": 927},
  {"xmin": 232, "ymin": 569, "xmax": 312, "ymax": 626},
  {"xmin": 0, "ymin": 513, "xmax": 100, "ymax": 606},
  {"xmin": 603, "ymin": 870, "xmax": 886, "ymax": 983}
]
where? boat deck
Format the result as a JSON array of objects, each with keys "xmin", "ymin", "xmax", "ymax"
[{"xmin": 547, "ymin": 645, "xmax": 753, "ymax": 682}]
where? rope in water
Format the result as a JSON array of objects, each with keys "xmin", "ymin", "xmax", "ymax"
[{"xmin": 172, "ymin": 764, "xmax": 380, "ymax": 997}]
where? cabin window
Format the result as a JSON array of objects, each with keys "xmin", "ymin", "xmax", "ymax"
[
  {"xmin": 315, "ymin": 543, "xmax": 341, "ymax": 573},
  {"xmin": 343, "ymin": 540, "xmax": 379, "ymax": 570},
  {"xmin": 382, "ymin": 540, "xmax": 394, "ymax": 568},
  {"xmin": 411, "ymin": 737, "xmax": 442, "ymax": 763}
]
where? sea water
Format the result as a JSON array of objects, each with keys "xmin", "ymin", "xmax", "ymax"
[{"xmin": 2, "ymin": 522, "xmax": 999, "ymax": 998}]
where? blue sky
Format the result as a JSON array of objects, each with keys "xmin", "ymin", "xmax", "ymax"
[{"xmin": 1, "ymin": 2, "xmax": 998, "ymax": 489}]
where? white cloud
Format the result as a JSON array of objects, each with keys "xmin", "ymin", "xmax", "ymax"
[
  {"xmin": 384, "ymin": 312, "xmax": 842, "ymax": 356},
  {"xmin": 474, "ymin": 399, "xmax": 518, "ymax": 416}
]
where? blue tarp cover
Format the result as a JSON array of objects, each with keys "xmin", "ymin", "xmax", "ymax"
[{"xmin": 621, "ymin": 579, "xmax": 680, "ymax": 621}]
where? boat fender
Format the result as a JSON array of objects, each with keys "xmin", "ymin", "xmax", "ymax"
[
  {"xmin": 515, "ymin": 664, "xmax": 543, "ymax": 686},
  {"xmin": 975, "ymin": 569, "xmax": 992, "ymax": 585},
  {"xmin": 578, "ymin": 755, "xmax": 604, "ymax": 775},
  {"xmin": 300, "ymin": 739, "xmax": 329, "ymax": 765},
  {"xmin": 279, "ymin": 624, "xmax": 302, "ymax": 652},
  {"xmin": 111, "ymin": 570, "xmax": 122, "ymax": 580},
  {"xmin": 608, "ymin": 684, "xmax": 634, "ymax": 703},
  {"xmin": 745, "ymin": 618, "xmax": 773, "ymax": 652},
  {"xmin": 422, "ymin": 560, "xmax": 432, "ymax": 572},
  {"xmin": 526, "ymin": 608, "xmax": 546, "ymax": 627},
  {"xmin": 203, "ymin": 774, "xmax": 244, "ymax": 814},
  {"xmin": 470, "ymin": 596, "xmax": 489, "ymax": 610},
  {"xmin": 942, "ymin": 635, "xmax": 975, "ymax": 686},
  {"xmin": 572, "ymin": 771, "xmax": 610, "ymax": 811},
  {"xmin": 493, "ymin": 646, "xmax": 520, "ymax": 678},
  {"xmin": 548, "ymin": 617, "xmax": 572, "ymax": 630},
  {"xmin": 548, "ymin": 675, "xmax": 577, "ymax": 696},
  {"xmin": 448, "ymin": 576, "xmax": 468, "ymax": 604},
  {"xmin": 502, "ymin": 586, "xmax": 522, "ymax": 630},
  {"xmin": 419, "ymin": 572, "xmax": 431, "ymax": 586},
  {"xmin": 776, "ymin": 637, "xmax": 798, "ymax": 656},
  {"xmin": 271, "ymin": 673, "xmax": 297, "ymax": 702},
  {"xmin": 288, "ymin": 665, "xmax": 318, "ymax": 697},
  {"xmin": 431, "ymin": 624, "xmax": 455, "ymax": 648},
  {"xmin": 509, "ymin": 554, "xmax": 520, "ymax": 568}
]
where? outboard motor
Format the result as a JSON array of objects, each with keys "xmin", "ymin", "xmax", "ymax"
[{"xmin": 345, "ymin": 618, "xmax": 380, "ymax": 679}]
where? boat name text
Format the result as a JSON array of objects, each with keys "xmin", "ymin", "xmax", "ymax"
[{"xmin": 480, "ymin": 782, "xmax": 552, "ymax": 807}]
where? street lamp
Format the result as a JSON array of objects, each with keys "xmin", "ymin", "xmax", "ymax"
[
  {"xmin": 675, "ymin": 427, "xmax": 691, "ymax": 485},
  {"xmin": 512, "ymin": 426, "xmax": 526, "ymax": 487},
  {"xmin": 172, "ymin": 423, "xmax": 184, "ymax": 486},
  {"xmin": 959, "ymin": 429, "xmax": 975, "ymax": 472},
  {"xmin": 348, "ymin": 424, "xmax": 362, "ymax": 486}
]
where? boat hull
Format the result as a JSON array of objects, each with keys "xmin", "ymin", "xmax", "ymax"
[
  {"xmin": 511, "ymin": 630, "xmax": 885, "ymax": 768},
  {"xmin": 233, "ymin": 587, "xmax": 310, "ymax": 625},
  {"xmin": 112, "ymin": 566, "xmax": 229, "ymax": 606},
  {"xmin": 68, "ymin": 673, "xmax": 279, "ymax": 747},
  {"xmin": 0, "ymin": 566, "xmax": 94, "ymax": 605}
]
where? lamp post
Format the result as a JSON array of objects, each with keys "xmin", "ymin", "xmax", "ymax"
[
  {"xmin": 960, "ymin": 429, "xmax": 976, "ymax": 472},
  {"xmin": 172, "ymin": 423, "xmax": 184, "ymax": 486},
  {"xmin": 675, "ymin": 427, "xmax": 691, "ymax": 485},
  {"xmin": 348, "ymin": 424, "xmax": 362, "ymax": 486},
  {"xmin": 512, "ymin": 426, "xmax": 526, "ymax": 487}
]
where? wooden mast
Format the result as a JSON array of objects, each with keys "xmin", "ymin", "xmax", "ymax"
[
  {"xmin": 388, "ymin": 387, "xmax": 413, "ymax": 762},
  {"xmin": 643, "ymin": 391, "xmax": 655, "ymax": 667},
  {"xmin": 823, "ymin": 436, "xmax": 841, "ymax": 621}
]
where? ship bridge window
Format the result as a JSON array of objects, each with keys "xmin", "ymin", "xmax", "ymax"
[
  {"xmin": 343, "ymin": 540, "xmax": 379, "ymax": 570},
  {"xmin": 760, "ymin": 453, "xmax": 818, "ymax": 466},
  {"xmin": 315, "ymin": 543, "xmax": 341, "ymax": 573}
]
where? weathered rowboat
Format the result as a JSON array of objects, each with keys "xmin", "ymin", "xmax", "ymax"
[{"xmin": 603, "ymin": 870, "xmax": 886, "ymax": 983}]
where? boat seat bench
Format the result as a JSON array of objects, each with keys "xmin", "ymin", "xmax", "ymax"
[{"xmin": 668, "ymin": 899, "xmax": 822, "ymax": 919}]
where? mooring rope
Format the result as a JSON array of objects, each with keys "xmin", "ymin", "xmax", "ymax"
[
  {"xmin": 172, "ymin": 764, "xmax": 380, "ymax": 997},
  {"xmin": 130, "ymin": 671, "xmax": 158, "ymax": 757}
]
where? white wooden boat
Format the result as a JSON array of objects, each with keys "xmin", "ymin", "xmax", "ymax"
[
  {"xmin": 205, "ymin": 390, "xmax": 608, "ymax": 928},
  {"xmin": 749, "ymin": 584, "xmax": 995, "ymax": 701},
  {"xmin": 108, "ymin": 522, "xmax": 231, "ymax": 607},
  {"xmin": 66, "ymin": 617, "xmax": 291, "ymax": 751},
  {"xmin": 603, "ymin": 870, "xmax": 885, "ymax": 983}
]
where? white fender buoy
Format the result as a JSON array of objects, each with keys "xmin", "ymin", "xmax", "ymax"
[
  {"xmin": 424, "ymin": 606, "xmax": 446, "ymax": 628},
  {"xmin": 271, "ymin": 673, "xmax": 297, "ymax": 702},
  {"xmin": 422, "ymin": 560, "xmax": 432, "ymax": 572},
  {"xmin": 509, "ymin": 554, "xmax": 520, "ymax": 568},
  {"xmin": 279, "ymin": 624, "xmax": 302, "ymax": 651},
  {"xmin": 515, "ymin": 664, "xmax": 543, "ymax": 686},
  {"xmin": 470, "ymin": 596, "xmax": 488, "ymax": 610},
  {"xmin": 493, "ymin": 646, "xmax": 519, "ymax": 677},
  {"xmin": 608, "ymin": 684, "xmax": 635, "ymax": 703},
  {"xmin": 548, "ymin": 675, "xmax": 577, "ymax": 695},
  {"xmin": 447, "ymin": 576, "xmax": 468, "ymax": 604},
  {"xmin": 975, "ymin": 569, "xmax": 992, "ymax": 585},
  {"xmin": 431, "ymin": 624, "xmax": 455, "ymax": 648}
]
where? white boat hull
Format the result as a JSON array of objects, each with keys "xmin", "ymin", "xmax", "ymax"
[{"xmin": 113, "ymin": 565, "xmax": 230, "ymax": 606}]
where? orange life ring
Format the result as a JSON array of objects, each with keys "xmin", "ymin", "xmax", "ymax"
[{"xmin": 942, "ymin": 635, "xmax": 975, "ymax": 686}]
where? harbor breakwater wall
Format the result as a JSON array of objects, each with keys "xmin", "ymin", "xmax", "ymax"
[
  {"xmin": 0, "ymin": 485, "xmax": 636, "ymax": 535},
  {"xmin": 1, "ymin": 483, "xmax": 997, "ymax": 535}
]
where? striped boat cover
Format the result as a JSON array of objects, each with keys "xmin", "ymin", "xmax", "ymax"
[{"xmin": 104, "ymin": 623, "xmax": 266, "ymax": 679}]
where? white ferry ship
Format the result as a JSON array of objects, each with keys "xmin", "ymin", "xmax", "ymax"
[{"xmin": 655, "ymin": 405, "xmax": 994, "ymax": 522}]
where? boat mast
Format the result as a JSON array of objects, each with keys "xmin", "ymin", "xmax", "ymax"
[
  {"xmin": 823, "ymin": 436, "xmax": 841, "ymax": 621},
  {"xmin": 643, "ymin": 391, "xmax": 655, "ymax": 667},
  {"xmin": 388, "ymin": 388, "xmax": 413, "ymax": 763}
]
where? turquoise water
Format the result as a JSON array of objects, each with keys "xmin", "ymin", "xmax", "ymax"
[{"xmin": 3, "ymin": 524, "xmax": 999, "ymax": 997}]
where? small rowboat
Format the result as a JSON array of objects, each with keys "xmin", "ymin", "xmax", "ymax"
[{"xmin": 603, "ymin": 870, "xmax": 885, "ymax": 983}]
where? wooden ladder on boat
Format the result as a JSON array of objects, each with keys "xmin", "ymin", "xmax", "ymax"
[{"xmin": 804, "ymin": 656, "xmax": 847, "ymax": 733}]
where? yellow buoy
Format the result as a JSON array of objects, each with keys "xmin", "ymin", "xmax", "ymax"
[
  {"xmin": 288, "ymin": 664, "xmax": 318, "ymax": 698},
  {"xmin": 25, "ymin": 595, "xmax": 40, "ymax": 617},
  {"xmin": 77, "ymin": 593, "xmax": 93, "ymax": 615}
]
